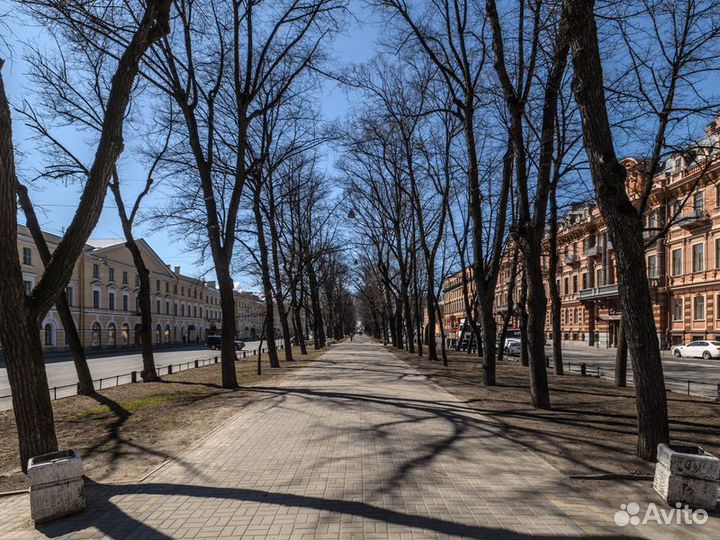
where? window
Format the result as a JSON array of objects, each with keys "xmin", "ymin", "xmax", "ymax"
[
  {"xmin": 582, "ymin": 273, "xmax": 587, "ymax": 290},
  {"xmin": 673, "ymin": 199, "xmax": 682, "ymax": 217},
  {"xmin": 108, "ymin": 323, "xmax": 116, "ymax": 347},
  {"xmin": 156, "ymin": 299, "xmax": 161, "ymax": 313},
  {"xmin": 647, "ymin": 255, "xmax": 658, "ymax": 278},
  {"xmin": 165, "ymin": 301, "xmax": 170, "ymax": 315},
  {"xmin": 165, "ymin": 282, "xmax": 169, "ymax": 293},
  {"xmin": 694, "ymin": 295, "xmax": 706, "ymax": 320},
  {"xmin": 123, "ymin": 294, "xmax": 129, "ymax": 312},
  {"xmin": 135, "ymin": 274, "xmax": 140, "ymax": 287},
  {"xmin": 564, "ymin": 277, "xmax": 569, "ymax": 295},
  {"xmin": 93, "ymin": 290, "xmax": 100, "ymax": 309},
  {"xmin": 122, "ymin": 271, "xmax": 128, "ymax": 285},
  {"xmin": 121, "ymin": 323, "xmax": 130, "ymax": 346},
  {"xmin": 108, "ymin": 267, "xmax": 115, "ymax": 282},
  {"xmin": 156, "ymin": 279, "xmax": 161, "ymax": 291},
  {"xmin": 596, "ymin": 269, "xmax": 604, "ymax": 287},
  {"xmin": 716, "ymin": 185, "xmax": 720, "ymax": 208},
  {"xmin": 694, "ymin": 191, "xmax": 705, "ymax": 213},
  {"xmin": 93, "ymin": 264, "xmax": 100, "ymax": 279},
  {"xmin": 692, "ymin": 243, "xmax": 705, "ymax": 273},
  {"xmin": 673, "ymin": 298, "xmax": 683, "ymax": 322},
  {"xmin": 174, "ymin": 302, "xmax": 178, "ymax": 316},
  {"xmin": 572, "ymin": 275, "xmax": 578, "ymax": 293},
  {"xmin": 91, "ymin": 322, "xmax": 102, "ymax": 347},
  {"xmin": 66, "ymin": 287, "xmax": 73, "ymax": 306},
  {"xmin": 22, "ymin": 247, "xmax": 32, "ymax": 265},
  {"xmin": 23, "ymin": 280, "xmax": 32, "ymax": 295},
  {"xmin": 716, "ymin": 238, "xmax": 720, "ymax": 269},
  {"xmin": 109, "ymin": 292, "xmax": 115, "ymax": 310},
  {"xmin": 155, "ymin": 324, "xmax": 162, "ymax": 344},
  {"xmin": 181, "ymin": 304, "xmax": 185, "ymax": 316},
  {"xmin": 193, "ymin": 305, "xmax": 197, "ymax": 317},
  {"xmin": 44, "ymin": 323, "xmax": 54, "ymax": 346},
  {"xmin": 672, "ymin": 248, "xmax": 683, "ymax": 276},
  {"xmin": 181, "ymin": 286, "xmax": 185, "ymax": 296}
]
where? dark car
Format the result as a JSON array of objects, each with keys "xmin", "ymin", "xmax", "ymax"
[{"xmin": 206, "ymin": 335, "xmax": 245, "ymax": 351}]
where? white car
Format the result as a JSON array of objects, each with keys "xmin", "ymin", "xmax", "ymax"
[
  {"xmin": 503, "ymin": 338, "xmax": 522, "ymax": 356},
  {"xmin": 672, "ymin": 340, "xmax": 720, "ymax": 359}
]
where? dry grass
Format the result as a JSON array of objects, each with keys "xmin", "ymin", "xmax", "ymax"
[
  {"xmin": 395, "ymin": 347, "xmax": 720, "ymax": 478},
  {"xmin": 0, "ymin": 345, "xmax": 327, "ymax": 493}
]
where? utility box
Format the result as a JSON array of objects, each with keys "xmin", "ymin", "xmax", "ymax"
[
  {"xmin": 27, "ymin": 450, "xmax": 85, "ymax": 522},
  {"xmin": 654, "ymin": 444, "xmax": 720, "ymax": 510}
]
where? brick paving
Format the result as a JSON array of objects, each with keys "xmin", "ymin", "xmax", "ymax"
[{"xmin": 0, "ymin": 337, "xmax": 718, "ymax": 539}]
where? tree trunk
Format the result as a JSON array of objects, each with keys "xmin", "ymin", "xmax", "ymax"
[
  {"xmin": 548, "ymin": 188, "xmax": 564, "ymax": 375},
  {"xmin": 478, "ymin": 291, "xmax": 497, "ymax": 385},
  {"xmin": 0, "ymin": 310, "xmax": 58, "ymax": 473},
  {"xmin": 565, "ymin": 0, "xmax": 669, "ymax": 460},
  {"xmin": 615, "ymin": 314, "xmax": 628, "ymax": 387},
  {"xmin": 16, "ymin": 184, "xmax": 95, "ymax": 395},
  {"xmin": 218, "ymin": 267, "xmax": 239, "ymax": 388},
  {"xmin": 519, "ymin": 275, "xmax": 529, "ymax": 367},
  {"xmin": 294, "ymin": 305, "xmax": 307, "ymax": 355},
  {"xmin": 524, "ymin": 248, "xmax": 551, "ymax": 408},
  {"xmin": 306, "ymin": 255, "xmax": 325, "ymax": 349},
  {"xmin": 126, "ymin": 236, "xmax": 158, "ymax": 381},
  {"xmin": 253, "ymin": 185, "xmax": 279, "ymax": 368}
]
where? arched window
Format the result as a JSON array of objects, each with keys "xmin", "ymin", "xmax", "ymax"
[
  {"xmin": 44, "ymin": 323, "xmax": 54, "ymax": 347},
  {"xmin": 121, "ymin": 323, "xmax": 130, "ymax": 346},
  {"xmin": 155, "ymin": 324, "xmax": 162, "ymax": 344},
  {"xmin": 108, "ymin": 323, "xmax": 116, "ymax": 347},
  {"xmin": 174, "ymin": 325, "xmax": 178, "ymax": 341},
  {"xmin": 164, "ymin": 324, "xmax": 170, "ymax": 341},
  {"xmin": 92, "ymin": 322, "xmax": 102, "ymax": 347}
]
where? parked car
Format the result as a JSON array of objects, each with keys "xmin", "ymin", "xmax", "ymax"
[
  {"xmin": 503, "ymin": 337, "xmax": 522, "ymax": 356},
  {"xmin": 206, "ymin": 335, "xmax": 245, "ymax": 351},
  {"xmin": 672, "ymin": 340, "xmax": 720, "ymax": 359}
]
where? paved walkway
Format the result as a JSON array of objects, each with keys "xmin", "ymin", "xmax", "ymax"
[{"xmin": 0, "ymin": 337, "xmax": 716, "ymax": 539}]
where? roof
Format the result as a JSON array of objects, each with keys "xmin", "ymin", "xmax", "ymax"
[{"xmin": 87, "ymin": 238, "xmax": 126, "ymax": 249}]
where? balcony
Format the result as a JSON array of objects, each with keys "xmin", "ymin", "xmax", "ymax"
[
  {"xmin": 579, "ymin": 284, "xmax": 619, "ymax": 300},
  {"xmin": 564, "ymin": 253, "xmax": 580, "ymax": 265},
  {"xmin": 586, "ymin": 245, "xmax": 598, "ymax": 257},
  {"xmin": 679, "ymin": 210, "xmax": 711, "ymax": 230}
]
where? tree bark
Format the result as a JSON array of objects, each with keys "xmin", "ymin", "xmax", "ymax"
[
  {"xmin": 548, "ymin": 186, "xmax": 564, "ymax": 375},
  {"xmin": 16, "ymin": 184, "xmax": 95, "ymax": 395},
  {"xmin": 564, "ymin": 0, "xmax": 669, "ymax": 459},
  {"xmin": 253, "ymin": 182, "xmax": 280, "ymax": 368},
  {"xmin": 615, "ymin": 314, "xmax": 628, "ymax": 387}
]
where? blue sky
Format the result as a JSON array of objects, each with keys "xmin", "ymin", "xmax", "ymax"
[{"xmin": 4, "ymin": 0, "xmax": 380, "ymax": 289}]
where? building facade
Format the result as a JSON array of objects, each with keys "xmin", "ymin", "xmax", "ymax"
[
  {"xmin": 440, "ymin": 116, "xmax": 720, "ymax": 349},
  {"xmin": 14, "ymin": 225, "xmax": 273, "ymax": 352}
]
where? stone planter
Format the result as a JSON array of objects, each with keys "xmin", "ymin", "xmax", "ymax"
[
  {"xmin": 27, "ymin": 450, "xmax": 85, "ymax": 522},
  {"xmin": 653, "ymin": 444, "xmax": 720, "ymax": 510}
]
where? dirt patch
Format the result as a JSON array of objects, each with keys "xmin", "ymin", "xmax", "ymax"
[
  {"xmin": 394, "ymin": 347, "xmax": 720, "ymax": 478},
  {"xmin": 0, "ymin": 345, "xmax": 327, "ymax": 493}
]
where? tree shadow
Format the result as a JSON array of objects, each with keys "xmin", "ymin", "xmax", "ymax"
[{"xmin": 34, "ymin": 479, "xmax": 644, "ymax": 540}]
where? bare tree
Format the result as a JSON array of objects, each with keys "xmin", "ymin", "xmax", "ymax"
[{"xmin": 0, "ymin": 0, "xmax": 171, "ymax": 471}]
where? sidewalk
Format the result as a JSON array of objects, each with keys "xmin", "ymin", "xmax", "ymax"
[{"xmin": 0, "ymin": 337, "xmax": 716, "ymax": 539}]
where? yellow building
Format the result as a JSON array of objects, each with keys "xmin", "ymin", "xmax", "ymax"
[{"xmin": 16, "ymin": 225, "xmax": 236, "ymax": 351}]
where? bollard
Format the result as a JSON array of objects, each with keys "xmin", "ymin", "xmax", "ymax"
[
  {"xmin": 214, "ymin": 356, "xmax": 218, "ymax": 364},
  {"xmin": 243, "ymin": 351, "xmax": 246, "ymax": 358},
  {"xmin": 580, "ymin": 363, "xmax": 586, "ymax": 376},
  {"xmin": 131, "ymin": 371, "xmax": 138, "ymax": 383},
  {"xmin": 168, "ymin": 364, "xmax": 173, "ymax": 375},
  {"xmin": 716, "ymin": 383, "xmax": 720, "ymax": 401},
  {"xmin": 688, "ymin": 380, "xmax": 691, "ymax": 396},
  {"xmin": 194, "ymin": 359, "xmax": 199, "ymax": 368},
  {"xmin": 596, "ymin": 366, "xmax": 600, "ymax": 378},
  {"xmin": 545, "ymin": 356, "xmax": 550, "ymax": 368}
]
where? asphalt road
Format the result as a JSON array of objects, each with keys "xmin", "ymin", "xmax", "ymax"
[
  {"xmin": 0, "ymin": 338, "xmax": 281, "ymax": 411},
  {"xmin": 539, "ymin": 343, "xmax": 720, "ymax": 398}
]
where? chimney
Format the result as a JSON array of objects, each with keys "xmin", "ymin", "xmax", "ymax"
[{"xmin": 174, "ymin": 266, "xmax": 180, "ymax": 275}]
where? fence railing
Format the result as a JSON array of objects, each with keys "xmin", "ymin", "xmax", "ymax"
[
  {"xmin": 0, "ymin": 340, "xmax": 284, "ymax": 407},
  {"xmin": 521, "ymin": 355, "xmax": 719, "ymax": 399}
]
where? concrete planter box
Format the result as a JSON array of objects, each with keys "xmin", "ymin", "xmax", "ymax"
[
  {"xmin": 27, "ymin": 450, "xmax": 85, "ymax": 522},
  {"xmin": 654, "ymin": 444, "xmax": 720, "ymax": 510}
]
